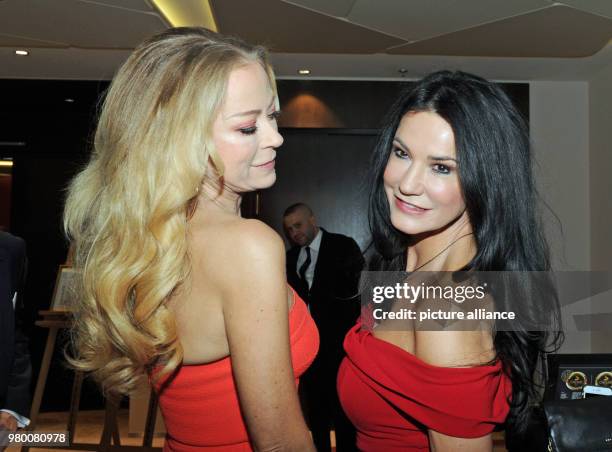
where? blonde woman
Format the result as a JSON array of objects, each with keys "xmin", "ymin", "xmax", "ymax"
[{"xmin": 64, "ymin": 28, "xmax": 318, "ymax": 451}]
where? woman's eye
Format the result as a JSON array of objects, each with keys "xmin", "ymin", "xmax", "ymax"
[
  {"xmin": 433, "ymin": 163, "xmax": 451, "ymax": 174},
  {"xmin": 239, "ymin": 111, "xmax": 280, "ymax": 135},
  {"xmin": 392, "ymin": 147, "xmax": 409, "ymax": 159},
  {"xmin": 239, "ymin": 126, "xmax": 257, "ymax": 135}
]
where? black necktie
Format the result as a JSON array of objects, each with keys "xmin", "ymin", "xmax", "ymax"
[{"xmin": 298, "ymin": 246, "xmax": 311, "ymax": 286}]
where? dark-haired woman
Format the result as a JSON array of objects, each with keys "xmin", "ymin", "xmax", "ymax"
[{"xmin": 337, "ymin": 70, "xmax": 561, "ymax": 451}]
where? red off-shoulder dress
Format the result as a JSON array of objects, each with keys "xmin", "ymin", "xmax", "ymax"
[
  {"xmin": 337, "ymin": 322, "xmax": 511, "ymax": 451},
  {"xmin": 156, "ymin": 289, "xmax": 319, "ymax": 451}
]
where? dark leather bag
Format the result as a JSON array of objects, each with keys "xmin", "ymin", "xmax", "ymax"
[{"xmin": 544, "ymin": 397, "xmax": 612, "ymax": 451}]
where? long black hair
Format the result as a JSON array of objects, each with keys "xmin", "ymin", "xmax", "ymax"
[{"xmin": 368, "ymin": 70, "xmax": 563, "ymax": 434}]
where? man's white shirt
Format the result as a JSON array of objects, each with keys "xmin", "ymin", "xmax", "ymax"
[{"xmin": 295, "ymin": 229, "xmax": 322, "ymax": 290}]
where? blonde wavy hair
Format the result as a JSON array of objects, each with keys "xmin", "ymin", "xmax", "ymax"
[{"xmin": 64, "ymin": 27, "xmax": 276, "ymax": 396}]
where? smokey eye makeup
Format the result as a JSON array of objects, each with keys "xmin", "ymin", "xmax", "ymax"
[{"xmin": 238, "ymin": 110, "xmax": 281, "ymax": 135}]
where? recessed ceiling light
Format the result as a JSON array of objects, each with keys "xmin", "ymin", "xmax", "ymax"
[
  {"xmin": 298, "ymin": 69, "xmax": 311, "ymax": 75},
  {"xmin": 64, "ymin": 98, "xmax": 75, "ymax": 103},
  {"xmin": 15, "ymin": 50, "xmax": 29, "ymax": 56}
]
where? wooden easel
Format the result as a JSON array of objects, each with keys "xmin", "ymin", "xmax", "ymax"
[{"xmin": 22, "ymin": 259, "xmax": 162, "ymax": 451}]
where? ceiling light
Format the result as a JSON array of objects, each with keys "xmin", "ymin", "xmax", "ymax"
[
  {"xmin": 15, "ymin": 50, "xmax": 29, "ymax": 56},
  {"xmin": 64, "ymin": 98, "xmax": 75, "ymax": 103},
  {"xmin": 298, "ymin": 69, "xmax": 311, "ymax": 75},
  {"xmin": 151, "ymin": 0, "xmax": 217, "ymax": 30}
]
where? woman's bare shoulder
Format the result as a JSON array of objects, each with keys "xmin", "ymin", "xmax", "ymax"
[
  {"xmin": 191, "ymin": 217, "xmax": 283, "ymax": 255},
  {"xmin": 190, "ymin": 217, "xmax": 285, "ymax": 289},
  {"xmin": 222, "ymin": 218, "xmax": 285, "ymax": 257},
  {"xmin": 415, "ymin": 330, "xmax": 496, "ymax": 368}
]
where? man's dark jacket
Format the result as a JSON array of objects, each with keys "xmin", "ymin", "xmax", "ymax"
[
  {"xmin": 0, "ymin": 231, "xmax": 31, "ymax": 416},
  {"xmin": 286, "ymin": 228, "xmax": 364, "ymax": 366}
]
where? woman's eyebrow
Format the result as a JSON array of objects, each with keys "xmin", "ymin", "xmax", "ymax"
[
  {"xmin": 394, "ymin": 137, "xmax": 456, "ymax": 161},
  {"xmin": 226, "ymin": 97, "xmax": 276, "ymax": 119},
  {"xmin": 429, "ymin": 155, "xmax": 457, "ymax": 162},
  {"xmin": 227, "ymin": 109, "xmax": 261, "ymax": 119},
  {"xmin": 393, "ymin": 136, "xmax": 409, "ymax": 151}
]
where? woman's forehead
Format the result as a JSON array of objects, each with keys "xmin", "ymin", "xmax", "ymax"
[
  {"xmin": 395, "ymin": 111, "xmax": 456, "ymax": 157},
  {"xmin": 221, "ymin": 63, "xmax": 273, "ymax": 115}
]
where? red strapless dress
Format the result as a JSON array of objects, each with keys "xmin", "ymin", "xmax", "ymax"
[
  {"xmin": 337, "ymin": 322, "xmax": 511, "ymax": 451},
  {"xmin": 156, "ymin": 289, "xmax": 319, "ymax": 451}
]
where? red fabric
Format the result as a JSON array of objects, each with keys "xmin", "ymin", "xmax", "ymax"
[
  {"xmin": 156, "ymin": 289, "xmax": 319, "ymax": 451},
  {"xmin": 337, "ymin": 322, "xmax": 511, "ymax": 451}
]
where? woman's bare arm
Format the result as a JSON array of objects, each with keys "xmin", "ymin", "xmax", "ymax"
[
  {"xmin": 216, "ymin": 220, "xmax": 315, "ymax": 452},
  {"xmin": 428, "ymin": 429, "xmax": 492, "ymax": 452},
  {"xmin": 416, "ymin": 330, "xmax": 496, "ymax": 452}
]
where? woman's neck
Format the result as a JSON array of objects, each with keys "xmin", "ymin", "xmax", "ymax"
[
  {"xmin": 196, "ymin": 178, "xmax": 242, "ymax": 217},
  {"xmin": 406, "ymin": 212, "xmax": 476, "ymax": 272}
]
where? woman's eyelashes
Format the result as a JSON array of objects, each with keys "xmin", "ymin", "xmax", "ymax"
[
  {"xmin": 432, "ymin": 163, "xmax": 452, "ymax": 174},
  {"xmin": 238, "ymin": 110, "xmax": 281, "ymax": 135},
  {"xmin": 239, "ymin": 125, "xmax": 257, "ymax": 135},
  {"xmin": 392, "ymin": 146, "xmax": 410, "ymax": 159}
]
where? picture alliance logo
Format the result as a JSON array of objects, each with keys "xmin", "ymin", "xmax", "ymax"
[{"xmin": 371, "ymin": 306, "xmax": 516, "ymax": 322}]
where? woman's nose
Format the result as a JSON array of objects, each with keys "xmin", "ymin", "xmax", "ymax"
[
  {"xmin": 262, "ymin": 119, "xmax": 284, "ymax": 149},
  {"xmin": 398, "ymin": 164, "xmax": 425, "ymax": 196}
]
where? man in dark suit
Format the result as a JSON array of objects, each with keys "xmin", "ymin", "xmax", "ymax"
[
  {"xmin": 0, "ymin": 231, "xmax": 32, "ymax": 443},
  {"xmin": 283, "ymin": 203, "xmax": 363, "ymax": 452}
]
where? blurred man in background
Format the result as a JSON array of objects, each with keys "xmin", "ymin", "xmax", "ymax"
[
  {"xmin": 0, "ymin": 231, "xmax": 32, "ymax": 449},
  {"xmin": 283, "ymin": 203, "xmax": 363, "ymax": 452}
]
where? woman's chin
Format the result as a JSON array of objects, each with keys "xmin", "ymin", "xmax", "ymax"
[
  {"xmin": 390, "ymin": 214, "xmax": 432, "ymax": 236},
  {"xmin": 393, "ymin": 224, "xmax": 428, "ymax": 236},
  {"xmin": 256, "ymin": 172, "xmax": 277, "ymax": 189},
  {"xmin": 235, "ymin": 173, "xmax": 277, "ymax": 192}
]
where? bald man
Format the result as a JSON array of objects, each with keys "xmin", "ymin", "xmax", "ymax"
[{"xmin": 283, "ymin": 203, "xmax": 363, "ymax": 452}]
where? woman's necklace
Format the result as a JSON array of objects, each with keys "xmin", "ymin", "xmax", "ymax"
[{"xmin": 411, "ymin": 232, "xmax": 474, "ymax": 272}]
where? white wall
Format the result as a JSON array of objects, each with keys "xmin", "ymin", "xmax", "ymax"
[
  {"xmin": 589, "ymin": 62, "xmax": 612, "ymax": 353},
  {"xmin": 530, "ymin": 81, "xmax": 591, "ymax": 271},
  {"xmin": 530, "ymin": 81, "xmax": 591, "ymax": 353}
]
